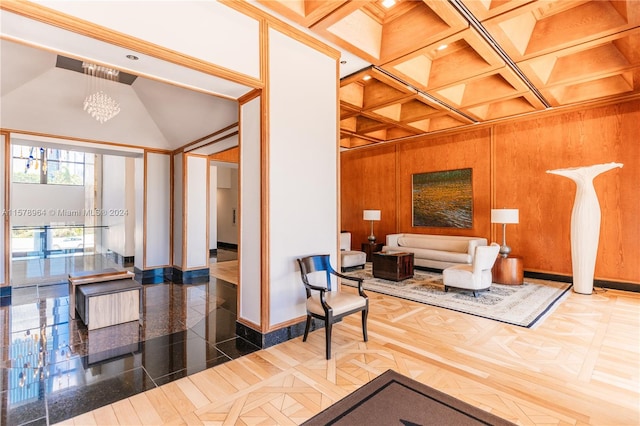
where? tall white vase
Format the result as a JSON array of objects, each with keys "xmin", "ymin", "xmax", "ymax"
[{"xmin": 547, "ymin": 163, "xmax": 623, "ymax": 294}]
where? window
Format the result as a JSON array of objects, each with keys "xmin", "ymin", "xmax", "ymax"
[{"xmin": 12, "ymin": 145, "xmax": 92, "ymax": 185}]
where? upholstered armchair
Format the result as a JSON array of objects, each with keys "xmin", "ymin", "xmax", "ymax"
[
  {"xmin": 297, "ymin": 254, "xmax": 368, "ymax": 360},
  {"xmin": 339, "ymin": 232, "xmax": 366, "ymax": 271},
  {"xmin": 443, "ymin": 243, "xmax": 501, "ymax": 297}
]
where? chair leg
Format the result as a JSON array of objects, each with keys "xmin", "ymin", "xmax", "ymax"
[
  {"xmin": 444, "ymin": 286, "xmax": 449, "ymax": 292},
  {"xmin": 473, "ymin": 290, "xmax": 478, "ymax": 297},
  {"xmin": 325, "ymin": 320, "xmax": 332, "ymax": 360},
  {"xmin": 362, "ymin": 309, "xmax": 368, "ymax": 342},
  {"xmin": 303, "ymin": 315, "xmax": 312, "ymax": 342}
]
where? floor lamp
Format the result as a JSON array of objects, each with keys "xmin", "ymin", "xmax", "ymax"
[{"xmin": 491, "ymin": 209, "xmax": 519, "ymax": 257}]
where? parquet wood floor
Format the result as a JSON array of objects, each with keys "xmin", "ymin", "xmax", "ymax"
[
  {"xmin": 209, "ymin": 260, "xmax": 238, "ymax": 285},
  {"xmin": 58, "ymin": 286, "xmax": 640, "ymax": 425}
]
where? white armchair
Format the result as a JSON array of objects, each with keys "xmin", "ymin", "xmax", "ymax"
[
  {"xmin": 340, "ymin": 232, "xmax": 366, "ymax": 272},
  {"xmin": 443, "ymin": 243, "xmax": 501, "ymax": 297}
]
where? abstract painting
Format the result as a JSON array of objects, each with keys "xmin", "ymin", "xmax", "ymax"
[{"xmin": 412, "ymin": 168, "xmax": 473, "ymax": 228}]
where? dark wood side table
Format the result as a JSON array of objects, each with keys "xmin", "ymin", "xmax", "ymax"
[
  {"xmin": 492, "ymin": 256, "xmax": 524, "ymax": 285},
  {"xmin": 372, "ymin": 252, "xmax": 414, "ymax": 281},
  {"xmin": 361, "ymin": 242, "xmax": 384, "ymax": 262}
]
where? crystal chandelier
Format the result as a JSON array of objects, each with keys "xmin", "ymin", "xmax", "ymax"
[{"xmin": 82, "ymin": 62, "xmax": 121, "ymax": 124}]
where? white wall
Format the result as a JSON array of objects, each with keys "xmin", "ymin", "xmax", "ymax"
[
  {"xmin": 0, "ymin": 136, "xmax": 5, "ymax": 286},
  {"xmin": 209, "ymin": 164, "xmax": 217, "ymax": 251},
  {"xmin": 239, "ymin": 96, "xmax": 262, "ymax": 325},
  {"xmin": 173, "ymin": 153, "xmax": 183, "ymax": 268},
  {"xmin": 11, "ymin": 183, "xmax": 85, "ymax": 226},
  {"xmin": 134, "ymin": 157, "xmax": 144, "ymax": 270},
  {"xmin": 125, "ymin": 158, "xmax": 136, "ymax": 256},
  {"xmin": 100, "ymin": 155, "xmax": 135, "ymax": 257},
  {"xmin": 185, "ymin": 155, "xmax": 208, "ymax": 269},
  {"xmin": 217, "ymin": 167, "xmax": 238, "ymax": 245},
  {"xmin": 145, "ymin": 152, "xmax": 171, "ymax": 267},
  {"xmin": 268, "ymin": 28, "xmax": 338, "ymax": 327},
  {"xmin": 101, "ymin": 155, "xmax": 126, "ymax": 256}
]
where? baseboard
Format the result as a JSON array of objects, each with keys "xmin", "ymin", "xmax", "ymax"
[
  {"xmin": 524, "ymin": 271, "xmax": 639, "ymax": 293},
  {"xmin": 171, "ymin": 267, "xmax": 210, "ymax": 284},
  {"xmin": 415, "ymin": 266, "xmax": 639, "ymax": 293},
  {"xmin": 236, "ymin": 319, "xmax": 321, "ymax": 349},
  {"xmin": 217, "ymin": 242, "xmax": 238, "ymax": 251}
]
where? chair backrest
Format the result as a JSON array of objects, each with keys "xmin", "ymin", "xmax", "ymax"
[
  {"xmin": 297, "ymin": 254, "xmax": 337, "ymax": 292},
  {"xmin": 472, "ymin": 243, "xmax": 500, "ymax": 274},
  {"xmin": 340, "ymin": 232, "xmax": 351, "ymax": 251}
]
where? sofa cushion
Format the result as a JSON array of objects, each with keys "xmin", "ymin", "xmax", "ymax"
[
  {"xmin": 397, "ymin": 236, "xmax": 469, "ymax": 253},
  {"xmin": 395, "ymin": 247, "xmax": 471, "ymax": 264}
]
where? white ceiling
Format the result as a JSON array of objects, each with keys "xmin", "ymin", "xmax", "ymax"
[
  {"xmin": 0, "ymin": 9, "xmax": 245, "ymax": 152},
  {"xmin": 0, "ymin": 3, "xmax": 368, "ymax": 153}
]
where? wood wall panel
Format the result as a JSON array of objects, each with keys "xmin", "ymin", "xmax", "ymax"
[
  {"xmin": 494, "ymin": 100, "xmax": 640, "ymax": 283},
  {"xmin": 341, "ymin": 99, "xmax": 639, "ymax": 286},
  {"xmin": 397, "ymin": 129, "xmax": 492, "ymax": 238},
  {"xmin": 210, "ymin": 147, "xmax": 239, "ymax": 163},
  {"xmin": 340, "ymin": 144, "xmax": 397, "ymax": 248}
]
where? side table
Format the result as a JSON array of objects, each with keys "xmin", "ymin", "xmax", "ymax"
[
  {"xmin": 492, "ymin": 256, "xmax": 524, "ymax": 285},
  {"xmin": 361, "ymin": 242, "xmax": 383, "ymax": 262}
]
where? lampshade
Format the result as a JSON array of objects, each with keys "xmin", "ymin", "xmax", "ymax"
[
  {"xmin": 491, "ymin": 209, "xmax": 519, "ymax": 224},
  {"xmin": 363, "ymin": 210, "xmax": 381, "ymax": 221}
]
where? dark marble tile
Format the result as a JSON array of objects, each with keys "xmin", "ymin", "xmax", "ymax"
[
  {"xmin": 152, "ymin": 352, "xmax": 232, "ymax": 386},
  {"xmin": 0, "ymin": 389, "xmax": 47, "ymax": 426},
  {"xmin": 215, "ymin": 337, "xmax": 260, "ymax": 359},
  {"xmin": 189, "ymin": 307, "xmax": 238, "ymax": 344},
  {"xmin": 46, "ymin": 366, "xmax": 156, "ymax": 424},
  {"xmin": 5, "ymin": 259, "xmax": 241, "ymax": 425},
  {"xmin": 142, "ymin": 334, "xmax": 218, "ymax": 379}
]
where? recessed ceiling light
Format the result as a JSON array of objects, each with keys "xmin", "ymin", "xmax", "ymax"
[
  {"xmin": 126, "ymin": 54, "xmax": 139, "ymax": 60},
  {"xmin": 382, "ymin": 0, "xmax": 396, "ymax": 9},
  {"xmin": 363, "ymin": 75, "xmax": 372, "ymax": 81},
  {"xmin": 437, "ymin": 44, "xmax": 448, "ymax": 51}
]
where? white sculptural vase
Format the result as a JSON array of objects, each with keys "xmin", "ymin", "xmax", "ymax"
[{"xmin": 547, "ymin": 163, "xmax": 623, "ymax": 294}]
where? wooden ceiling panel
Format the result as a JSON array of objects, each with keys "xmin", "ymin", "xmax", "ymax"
[
  {"xmin": 483, "ymin": 0, "xmax": 640, "ymax": 61},
  {"xmin": 432, "ymin": 68, "xmax": 529, "ymax": 109},
  {"xmin": 519, "ymin": 28, "xmax": 640, "ymax": 89},
  {"xmin": 256, "ymin": 0, "xmax": 347, "ymax": 27},
  {"xmin": 311, "ymin": 0, "xmax": 467, "ymax": 64},
  {"xmin": 542, "ymin": 70, "xmax": 640, "ymax": 107},
  {"xmin": 464, "ymin": 92, "xmax": 546, "ymax": 121},
  {"xmin": 460, "ymin": 0, "xmax": 534, "ymax": 21},
  {"xmin": 259, "ymin": 0, "xmax": 640, "ymax": 149},
  {"xmin": 381, "ymin": 28, "xmax": 504, "ymax": 91}
]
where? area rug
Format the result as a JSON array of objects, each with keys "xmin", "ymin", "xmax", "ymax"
[
  {"xmin": 303, "ymin": 369, "xmax": 516, "ymax": 426},
  {"xmin": 343, "ymin": 264, "xmax": 572, "ymax": 328}
]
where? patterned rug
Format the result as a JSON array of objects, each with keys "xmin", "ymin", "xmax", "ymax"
[{"xmin": 343, "ymin": 264, "xmax": 572, "ymax": 328}]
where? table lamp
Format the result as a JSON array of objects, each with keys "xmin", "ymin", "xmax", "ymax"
[
  {"xmin": 491, "ymin": 209, "xmax": 519, "ymax": 257},
  {"xmin": 363, "ymin": 210, "xmax": 381, "ymax": 243}
]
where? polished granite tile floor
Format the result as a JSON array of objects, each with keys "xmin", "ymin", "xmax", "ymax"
[{"xmin": 1, "ymin": 251, "xmax": 254, "ymax": 426}]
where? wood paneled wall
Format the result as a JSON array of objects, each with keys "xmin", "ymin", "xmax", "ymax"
[{"xmin": 341, "ymin": 99, "xmax": 640, "ymax": 285}]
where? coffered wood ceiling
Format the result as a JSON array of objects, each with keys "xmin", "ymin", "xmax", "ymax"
[{"xmin": 259, "ymin": 0, "xmax": 640, "ymax": 149}]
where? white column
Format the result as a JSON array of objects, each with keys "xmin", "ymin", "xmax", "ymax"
[
  {"xmin": 142, "ymin": 152, "xmax": 171, "ymax": 269},
  {"xmin": 239, "ymin": 95, "xmax": 262, "ymax": 326},
  {"xmin": 185, "ymin": 154, "xmax": 208, "ymax": 270},
  {"xmin": 547, "ymin": 162, "xmax": 623, "ymax": 294}
]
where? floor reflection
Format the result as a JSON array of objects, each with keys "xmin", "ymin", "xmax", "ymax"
[{"xmin": 1, "ymin": 251, "xmax": 251, "ymax": 425}]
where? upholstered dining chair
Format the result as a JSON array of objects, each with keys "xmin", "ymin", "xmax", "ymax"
[
  {"xmin": 296, "ymin": 254, "xmax": 368, "ymax": 360},
  {"xmin": 443, "ymin": 243, "xmax": 501, "ymax": 297}
]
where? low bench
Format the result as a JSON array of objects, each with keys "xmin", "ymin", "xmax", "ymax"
[{"xmin": 69, "ymin": 269, "xmax": 142, "ymax": 330}]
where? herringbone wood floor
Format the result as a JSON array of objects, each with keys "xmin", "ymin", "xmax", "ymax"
[{"xmin": 58, "ymin": 285, "xmax": 639, "ymax": 425}]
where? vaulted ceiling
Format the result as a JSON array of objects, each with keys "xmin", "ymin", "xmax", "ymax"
[{"xmin": 259, "ymin": 0, "xmax": 640, "ymax": 149}]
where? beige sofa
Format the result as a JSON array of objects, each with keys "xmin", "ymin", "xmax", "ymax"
[{"xmin": 383, "ymin": 234, "xmax": 488, "ymax": 270}]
